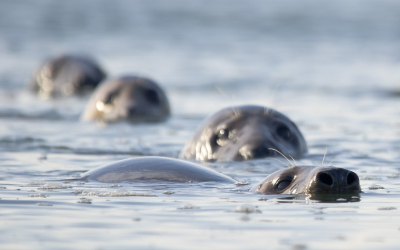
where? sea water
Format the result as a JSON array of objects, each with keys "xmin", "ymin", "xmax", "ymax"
[{"xmin": 0, "ymin": 1, "xmax": 400, "ymax": 249}]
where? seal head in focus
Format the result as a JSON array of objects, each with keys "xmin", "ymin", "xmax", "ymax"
[
  {"xmin": 179, "ymin": 105, "xmax": 307, "ymax": 162},
  {"xmin": 253, "ymin": 165, "xmax": 361, "ymax": 195}
]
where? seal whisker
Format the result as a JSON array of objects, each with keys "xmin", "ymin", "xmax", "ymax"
[
  {"xmin": 215, "ymin": 86, "xmax": 238, "ymax": 116},
  {"xmin": 289, "ymin": 155, "xmax": 297, "ymax": 166},
  {"xmin": 267, "ymin": 81, "xmax": 283, "ymax": 108},
  {"xmin": 215, "ymin": 86, "xmax": 227, "ymax": 98},
  {"xmin": 274, "ymin": 96, "xmax": 289, "ymax": 110},
  {"xmin": 266, "ymin": 157, "xmax": 291, "ymax": 167},
  {"xmin": 268, "ymin": 148, "xmax": 295, "ymax": 167},
  {"xmin": 321, "ymin": 148, "xmax": 328, "ymax": 166},
  {"xmin": 327, "ymin": 158, "xmax": 337, "ymax": 166}
]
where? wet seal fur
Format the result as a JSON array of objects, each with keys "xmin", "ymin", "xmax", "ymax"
[
  {"xmin": 81, "ymin": 76, "xmax": 170, "ymax": 123},
  {"xmin": 179, "ymin": 105, "xmax": 307, "ymax": 162},
  {"xmin": 30, "ymin": 54, "xmax": 106, "ymax": 99},
  {"xmin": 253, "ymin": 165, "xmax": 361, "ymax": 195},
  {"xmin": 80, "ymin": 156, "xmax": 236, "ymax": 183}
]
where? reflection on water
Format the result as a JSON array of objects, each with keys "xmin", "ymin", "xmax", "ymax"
[
  {"xmin": 0, "ymin": 0, "xmax": 400, "ymax": 249},
  {"xmin": 275, "ymin": 193, "xmax": 361, "ymax": 203}
]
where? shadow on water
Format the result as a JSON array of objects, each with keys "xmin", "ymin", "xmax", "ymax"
[{"xmin": 276, "ymin": 193, "xmax": 361, "ymax": 203}]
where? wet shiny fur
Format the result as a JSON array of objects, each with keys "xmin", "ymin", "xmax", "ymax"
[{"xmin": 80, "ymin": 156, "xmax": 236, "ymax": 183}]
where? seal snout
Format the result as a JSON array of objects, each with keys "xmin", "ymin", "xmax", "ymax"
[
  {"xmin": 313, "ymin": 168, "xmax": 360, "ymax": 193},
  {"xmin": 251, "ymin": 145, "xmax": 272, "ymax": 158},
  {"xmin": 238, "ymin": 143, "xmax": 277, "ymax": 160},
  {"xmin": 255, "ymin": 166, "xmax": 361, "ymax": 196},
  {"xmin": 128, "ymin": 107, "xmax": 137, "ymax": 116}
]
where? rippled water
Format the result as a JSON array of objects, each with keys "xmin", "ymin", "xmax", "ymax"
[{"xmin": 1, "ymin": 1, "xmax": 400, "ymax": 249}]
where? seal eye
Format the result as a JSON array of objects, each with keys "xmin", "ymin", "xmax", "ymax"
[
  {"xmin": 217, "ymin": 128, "xmax": 229, "ymax": 140},
  {"xmin": 145, "ymin": 89, "xmax": 159, "ymax": 105},
  {"xmin": 277, "ymin": 125, "xmax": 291, "ymax": 141},
  {"xmin": 275, "ymin": 178, "xmax": 293, "ymax": 190},
  {"xmin": 215, "ymin": 128, "xmax": 230, "ymax": 146},
  {"xmin": 103, "ymin": 89, "xmax": 120, "ymax": 104}
]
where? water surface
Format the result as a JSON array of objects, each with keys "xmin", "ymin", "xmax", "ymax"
[{"xmin": 1, "ymin": 1, "xmax": 400, "ymax": 249}]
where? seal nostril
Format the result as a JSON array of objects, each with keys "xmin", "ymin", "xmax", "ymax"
[
  {"xmin": 318, "ymin": 173, "xmax": 333, "ymax": 186},
  {"xmin": 347, "ymin": 172, "xmax": 357, "ymax": 186}
]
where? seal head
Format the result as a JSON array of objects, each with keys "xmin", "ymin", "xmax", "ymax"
[
  {"xmin": 179, "ymin": 105, "xmax": 307, "ymax": 162},
  {"xmin": 30, "ymin": 54, "xmax": 106, "ymax": 99},
  {"xmin": 80, "ymin": 156, "xmax": 236, "ymax": 183},
  {"xmin": 81, "ymin": 76, "xmax": 170, "ymax": 123},
  {"xmin": 254, "ymin": 165, "xmax": 361, "ymax": 195}
]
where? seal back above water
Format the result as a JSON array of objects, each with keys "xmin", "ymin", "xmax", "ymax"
[
  {"xmin": 80, "ymin": 156, "xmax": 236, "ymax": 183},
  {"xmin": 179, "ymin": 105, "xmax": 307, "ymax": 162},
  {"xmin": 81, "ymin": 76, "xmax": 170, "ymax": 123},
  {"xmin": 253, "ymin": 165, "xmax": 361, "ymax": 195},
  {"xmin": 30, "ymin": 54, "xmax": 106, "ymax": 99}
]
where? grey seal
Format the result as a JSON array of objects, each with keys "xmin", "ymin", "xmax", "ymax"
[
  {"xmin": 30, "ymin": 54, "xmax": 106, "ymax": 99},
  {"xmin": 179, "ymin": 105, "xmax": 307, "ymax": 162},
  {"xmin": 253, "ymin": 165, "xmax": 360, "ymax": 195},
  {"xmin": 80, "ymin": 156, "xmax": 236, "ymax": 183},
  {"xmin": 81, "ymin": 76, "xmax": 170, "ymax": 123}
]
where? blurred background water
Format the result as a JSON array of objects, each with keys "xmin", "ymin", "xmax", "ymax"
[{"xmin": 0, "ymin": 0, "xmax": 400, "ymax": 249}]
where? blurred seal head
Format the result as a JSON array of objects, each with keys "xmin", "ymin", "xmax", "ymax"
[
  {"xmin": 81, "ymin": 76, "xmax": 170, "ymax": 123},
  {"xmin": 30, "ymin": 54, "xmax": 106, "ymax": 99}
]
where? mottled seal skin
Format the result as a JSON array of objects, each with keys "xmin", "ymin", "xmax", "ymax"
[
  {"xmin": 253, "ymin": 166, "xmax": 361, "ymax": 195},
  {"xmin": 80, "ymin": 156, "xmax": 236, "ymax": 183},
  {"xmin": 30, "ymin": 54, "xmax": 106, "ymax": 99},
  {"xmin": 179, "ymin": 105, "xmax": 307, "ymax": 162},
  {"xmin": 81, "ymin": 76, "xmax": 170, "ymax": 123}
]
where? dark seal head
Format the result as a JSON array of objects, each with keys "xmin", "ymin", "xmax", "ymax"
[
  {"xmin": 81, "ymin": 76, "xmax": 170, "ymax": 123},
  {"xmin": 254, "ymin": 166, "xmax": 361, "ymax": 195},
  {"xmin": 80, "ymin": 156, "xmax": 236, "ymax": 183},
  {"xmin": 30, "ymin": 54, "xmax": 106, "ymax": 99},
  {"xmin": 179, "ymin": 105, "xmax": 307, "ymax": 162}
]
